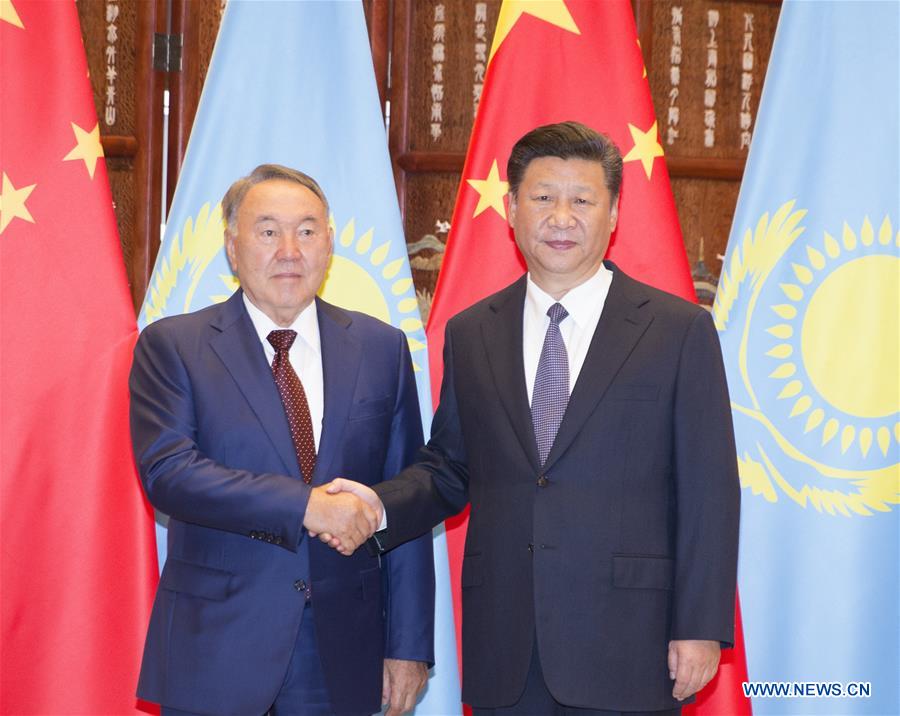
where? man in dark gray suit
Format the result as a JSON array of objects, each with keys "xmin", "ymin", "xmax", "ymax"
[{"xmin": 322, "ymin": 122, "xmax": 740, "ymax": 715}]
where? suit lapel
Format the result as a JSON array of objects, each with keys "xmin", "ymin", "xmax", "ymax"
[
  {"xmin": 314, "ymin": 298, "xmax": 361, "ymax": 486},
  {"xmin": 209, "ymin": 291, "xmax": 300, "ymax": 478},
  {"xmin": 482, "ymin": 277, "xmax": 542, "ymax": 472},
  {"xmin": 543, "ymin": 266, "xmax": 654, "ymax": 472}
]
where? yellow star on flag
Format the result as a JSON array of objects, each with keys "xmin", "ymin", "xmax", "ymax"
[
  {"xmin": 0, "ymin": 172, "xmax": 36, "ymax": 235},
  {"xmin": 490, "ymin": 0, "xmax": 580, "ymax": 61},
  {"xmin": 636, "ymin": 39, "xmax": 647, "ymax": 78},
  {"xmin": 623, "ymin": 120, "xmax": 664, "ymax": 180},
  {"xmin": 467, "ymin": 160, "xmax": 510, "ymax": 220},
  {"xmin": 0, "ymin": 0, "xmax": 24, "ymax": 28},
  {"xmin": 63, "ymin": 122, "xmax": 104, "ymax": 179}
]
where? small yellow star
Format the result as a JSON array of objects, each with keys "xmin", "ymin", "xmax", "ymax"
[
  {"xmin": 636, "ymin": 39, "xmax": 647, "ymax": 79},
  {"xmin": 623, "ymin": 121, "xmax": 664, "ymax": 180},
  {"xmin": 467, "ymin": 160, "xmax": 510, "ymax": 220},
  {"xmin": 0, "ymin": 172, "xmax": 37, "ymax": 235},
  {"xmin": 490, "ymin": 0, "xmax": 579, "ymax": 62},
  {"xmin": 63, "ymin": 122, "xmax": 104, "ymax": 179},
  {"xmin": 1, "ymin": 0, "xmax": 24, "ymax": 29}
]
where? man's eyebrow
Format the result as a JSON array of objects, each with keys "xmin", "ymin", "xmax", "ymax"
[
  {"xmin": 531, "ymin": 181, "xmax": 597, "ymax": 192},
  {"xmin": 252, "ymin": 214, "xmax": 320, "ymax": 224}
]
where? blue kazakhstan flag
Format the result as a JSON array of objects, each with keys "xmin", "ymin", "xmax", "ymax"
[
  {"xmin": 714, "ymin": 2, "xmax": 898, "ymax": 713},
  {"xmin": 138, "ymin": 2, "xmax": 460, "ymax": 712}
]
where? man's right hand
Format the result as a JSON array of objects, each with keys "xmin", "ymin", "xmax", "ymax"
[
  {"xmin": 308, "ymin": 478, "xmax": 386, "ymax": 554},
  {"xmin": 302, "ymin": 483, "xmax": 382, "ymax": 555}
]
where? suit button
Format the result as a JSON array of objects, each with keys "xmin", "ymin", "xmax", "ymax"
[
  {"xmin": 249, "ymin": 531, "xmax": 258, "ymax": 539},
  {"xmin": 274, "ymin": 536, "xmax": 283, "ymax": 545},
  {"xmin": 294, "ymin": 579, "xmax": 307, "ymax": 592},
  {"xmin": 537, "ymin": 475, "xmax": 549, "ymax": 488},
  {"xmin": 527, "ymin": 543, "xmax": 534, "ymax": 553}
]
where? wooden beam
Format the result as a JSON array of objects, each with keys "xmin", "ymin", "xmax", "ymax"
[
  {"xmin": 666, "ymin": 157, "xmax": 746, "ymax": 181},
  {"xmin": 100, "ymin": 135, "xmax": 139, "ymax": 158},
  {"xmin": 395, "ymin": 151, "xmax": 746, "ymax": 182}
]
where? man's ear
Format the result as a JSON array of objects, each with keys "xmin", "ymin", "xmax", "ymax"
[
  {"xmin": 224, "ymin": 230, "xmax": 238, "ymax": 273},
  {"xmin": 609, "ymin": 197, "xmax": 620, "ymax": 233},
  {"xmin": 507, "ymin": 191, "xmax": 517, "ymax": 227}
]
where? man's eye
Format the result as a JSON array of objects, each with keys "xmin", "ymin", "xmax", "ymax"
[
  {"xmin": 262, "ymin": 229, "xmax": 276, "ymax": 237},
  {"xmin": 535, "ymin": 195, "xmax": 551, "ymax": 202},
  {"xmin": 299, "ymin": 229, "xmax": 314, "ymax": 237}
]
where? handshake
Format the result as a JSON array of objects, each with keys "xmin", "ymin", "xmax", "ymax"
[{"xmin": 302, "ymin": 478, "xmax": 385, "ymax": 555}]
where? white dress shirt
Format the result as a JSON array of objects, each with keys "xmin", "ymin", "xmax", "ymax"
[
  {"xmin": 243, "ymin": 294, "xmax": 324, "ymax": 450},
  {"xmin": 523, "ymin": 264, "xmax": 613, "ymax": 404}
]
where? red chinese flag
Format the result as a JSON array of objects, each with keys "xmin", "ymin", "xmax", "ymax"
[
  {"xmin": 1, "ymin": 2, "xmax": 158, "ymax": 713},
  {"xmin": 426, "ymin": 1, "xmax": 750, "ymax": 713}
]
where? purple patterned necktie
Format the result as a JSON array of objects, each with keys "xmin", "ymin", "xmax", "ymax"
[
  {"xmin": 531, "ymin": 303, "xmax": 569, "ymax": 465},
  {"xmin": 267, "ymin": 330, "xmax": 317, "ymax": 483}
]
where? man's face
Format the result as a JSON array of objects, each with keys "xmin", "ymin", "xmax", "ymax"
[
  {"xmin": 508, "ymin": 156, "xmax": 619, "ymax": 297},
  {"xmin": 225, "ymin": 179, "xmax": 333, "ymax": 326}
]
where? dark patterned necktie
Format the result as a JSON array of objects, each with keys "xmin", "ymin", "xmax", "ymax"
[
  {"xmin": 531, "ymin": 303, "xmax": 570, "ymax": 465},
  {"xmin": 267, "ymin": 330, "xmax": 317, "ymax": 483}
]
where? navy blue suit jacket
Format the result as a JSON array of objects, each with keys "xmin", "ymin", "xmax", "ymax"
[
  {"xmin": 374, "ymin": 263, "xmax": 739, "ymax": 711},
  {"xmin": 130, "ymin": 290, "xmax": 434, "ymax": 715}
]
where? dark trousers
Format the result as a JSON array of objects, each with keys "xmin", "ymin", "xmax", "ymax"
[
  {"xmin": 162, "ymin": 604, "xmax": 369, "ymax": 716},
  {"xmin": 472, "ymin": 641, "xmax": 681, "ymax": 716}
]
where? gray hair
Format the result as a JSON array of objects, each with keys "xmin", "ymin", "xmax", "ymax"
[{"xmin": 222, "ymin": 164, "xmax": 330, "ymax": 232}]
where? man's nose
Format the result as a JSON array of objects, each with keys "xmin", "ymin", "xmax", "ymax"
[
  {"xmin": 549, "ymin": 202, "xmax": 575, "ymax": 228},
  {"xmin": 275, "ymin": 232, "xmax": 302, "ymax": 258}
]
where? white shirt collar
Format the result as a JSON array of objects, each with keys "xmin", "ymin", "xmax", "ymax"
[
  {"xmin": 525, "ymin": 263, "xmax": 613, "ymax": 328},
  {"xmin": 241, "ymin": 292, "xmax": 321, "ymax": 356}
]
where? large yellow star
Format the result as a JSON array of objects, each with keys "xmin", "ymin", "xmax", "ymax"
[
  {"xmin": 1, "ymin": 0, "xmax": 24, "ymax": 28},
  {"xmin": 63, "ymin": 122, "xmax": 104, "ymax": 179},
  {"xmin": 0, "ymin": 172, "xmax": 36, "ymax": 235},
  {"xmin": 489, "ymin": 0, "xmax": 580, "ymax": 61},
  {"xmin": 467, "ymin": 160, "xmax": 509, "ymax": 220},
  {"xmin": 623, "ymin": 121, "xmax": 664, "ymax": 180}
]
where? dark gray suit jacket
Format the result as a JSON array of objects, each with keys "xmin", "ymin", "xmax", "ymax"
[{"xmin": 374, "ymin": 262, "xmax": 740, "ymax": 711}]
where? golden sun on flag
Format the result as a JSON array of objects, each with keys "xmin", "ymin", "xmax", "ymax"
[
  {"xmin": 713, "ymin": 202, "xmax": 899, "ymax": 516},
  {"xmin": 765, "ymin": 217, "xmax": 899, "ymax": 458}
]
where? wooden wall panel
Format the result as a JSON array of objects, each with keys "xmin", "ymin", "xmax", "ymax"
[
  {"xmin": 671, "ymin": 177, "xmax": 742, "ymax": 301},
  {"xmin": 167, "ymin": 0, "xmax": 226, "ymax": 211},
  {"xmin": 363, "ymin": 0, "xmax": 390, "ymax": 109},
  {"xmin": 403, "ymin": 173, "xmax": 462, "ymax": 316},
  {"xmin": 643, "ymin": 0, "xmax": 780, "ymax": 302},
  {"xmin": 391, "ymin": 0, "xmax": 501, "ymax": 308},
  {"xmin": 647, "ymin": 1, "xmax": 778, "ymax": 159},
  {"xmin": 78, "ymin": 0, "xmax": 164, "ymax": 312}
]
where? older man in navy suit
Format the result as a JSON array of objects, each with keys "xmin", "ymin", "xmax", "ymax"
[
  {"xmin": 326, "ymin": 122, "xmax": 740, "ymax": 715},
  {"xmin": 130, "ymin": 164, "xmax": 433, "ymax": 716}
]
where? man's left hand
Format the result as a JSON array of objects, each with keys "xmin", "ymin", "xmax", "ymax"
[
  {"xmin": 668, "ymin": 639, "xmax": 720, "ymax": 701},
  {"xmin": 382, "ymin": 658, "xmax": 428, "ymax": 716}
]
